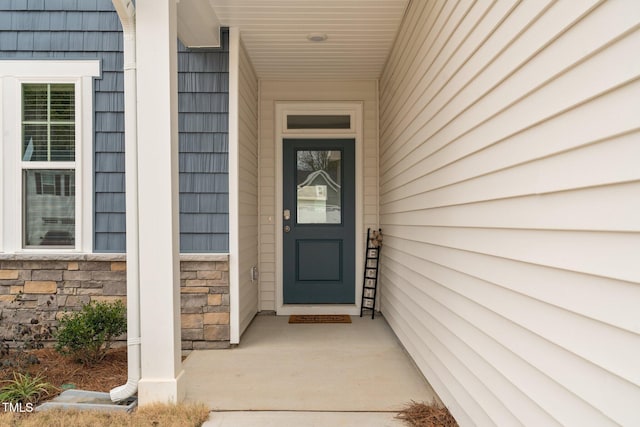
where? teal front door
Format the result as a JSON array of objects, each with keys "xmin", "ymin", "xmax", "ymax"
[{"xmin": 283, "ymin": 139, "xmax": 355, "ymax": 304}]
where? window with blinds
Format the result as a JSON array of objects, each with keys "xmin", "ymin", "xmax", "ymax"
[
  {"xmin": 22, "ymin": 84, "xmax": 75, "ymax": 162},
  {"xmin": 21, "ymin": 83, "xmax": 76, "ymax": 248},
  {"xmin": 1, "ymin": 60, "xmax": 98, "ymax": 252}
]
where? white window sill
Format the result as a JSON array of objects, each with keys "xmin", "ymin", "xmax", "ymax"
[{"xmin": 0, "ymin": 252, "xmax": 229, "ymax": 262}]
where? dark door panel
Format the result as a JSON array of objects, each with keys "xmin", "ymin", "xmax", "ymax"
[{"xmin": 283, "ymin": 139, "xmax": 355, "ymax": 304}]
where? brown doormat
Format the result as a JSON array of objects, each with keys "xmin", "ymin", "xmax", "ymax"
[{"xmin": 288, "ymin": 314, "xmax": 352, "ymax": 324}]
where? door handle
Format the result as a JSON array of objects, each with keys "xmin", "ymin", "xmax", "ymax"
[
  {"xmin": 284, "ymin": 225, "xmax": 291, "ymax": 233},
  {"xmin": 283, "ymin": 209, "xmax": 291, "ymax": 221}
]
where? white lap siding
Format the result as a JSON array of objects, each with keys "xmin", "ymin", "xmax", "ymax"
[
  {"xmin": 237, "ymin": 36, "xmax": 260, "ymax": 337},
  {"xmin": 379, "ymin": 1, "xmax": 640, "ymax": 426}
]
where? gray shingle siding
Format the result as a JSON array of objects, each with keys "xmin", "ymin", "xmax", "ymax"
[
  {"xmin": 178, "ymin": 30, "xmax": 230, "ymax": 253},
  {"xmin": 0, "ymin": 1, "xmax": 230, "ymax": 253}
]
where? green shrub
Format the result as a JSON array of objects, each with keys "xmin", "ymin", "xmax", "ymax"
[
  {"xmin": 0, "ymin": 372, "xmax": 56, "ymax": 405},
  {"xmin": 55, "ymin": 301, "xmax": 126, "ymax": 366}
]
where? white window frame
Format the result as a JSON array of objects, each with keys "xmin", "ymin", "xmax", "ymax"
[{"xmin": 0, "ymin": 60, "xmax": 100, "ymax": 253}]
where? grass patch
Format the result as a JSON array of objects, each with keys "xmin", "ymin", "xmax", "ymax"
[
  {"xmin": 0, "ymin": 402, "xmax": 210, "ymax": 427},
  {"xmin": 396, "ymin": 400, "xmax": 458, "ymax": 427}
]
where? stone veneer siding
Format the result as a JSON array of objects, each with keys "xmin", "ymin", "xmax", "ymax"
[{"xmin": 0, "ymin": 254, "xmax": 229, "ymax": 351}]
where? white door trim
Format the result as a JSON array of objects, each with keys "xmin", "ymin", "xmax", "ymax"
[{"xmin": 275, "ymin": 101, "xmax": 364, "ymax": 315}]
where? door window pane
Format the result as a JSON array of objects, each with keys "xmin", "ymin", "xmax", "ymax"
[
  {"xmin": 296, "ymin": 150, "xmax": 341, "ymax": 224},
  {"xmin": 23, "ymin": 170, "xmax": 75, "ymax": 247}
]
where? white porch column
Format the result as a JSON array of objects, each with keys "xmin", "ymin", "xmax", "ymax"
[{"xmin": 135, "ymin": 0, "xmax": 185, "ymax": 404}]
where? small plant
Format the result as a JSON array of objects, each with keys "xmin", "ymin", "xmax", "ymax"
[
  {"xmin": 0, "ymin": 372, "xmax": 56, "ymax": 405},
  {"xmin": 55, "ymin": 301, "xmax": 126, "ymax": 366}
]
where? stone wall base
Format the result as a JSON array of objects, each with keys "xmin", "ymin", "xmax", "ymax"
[{"xmin": 0, "ymin": 254, "xmax": 230, "ymax": 351}]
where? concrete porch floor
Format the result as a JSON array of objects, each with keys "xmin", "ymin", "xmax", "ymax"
[{"xmin": 183, "ymin": 313, "xmax": 437, "ymax": 417}]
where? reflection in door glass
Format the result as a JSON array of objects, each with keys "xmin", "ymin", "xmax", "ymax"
[{"xmin": 296, "ymin": 150, "xmax": 341, "ymax": 224}]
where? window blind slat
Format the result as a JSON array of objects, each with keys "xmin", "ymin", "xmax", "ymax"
[
  {"xmin": 22, "ymin": 84, "xmax": 48, "ymax": 121},
  {"xmin": 22, "ymin": 83, "xmax": 75, "ymax": 162}
]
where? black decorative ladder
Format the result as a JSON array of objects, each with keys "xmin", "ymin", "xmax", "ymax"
[{"xmin": 360, "ymin": 228, "xmax": 382, "ymax": 319}]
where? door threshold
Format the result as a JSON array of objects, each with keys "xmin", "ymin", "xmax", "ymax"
[{"xmin": 277, "ymin": 305, "xmax": 359, "ymax": 316}]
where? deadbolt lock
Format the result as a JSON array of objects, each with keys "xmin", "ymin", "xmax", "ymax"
[
  {"xmin": 283, "ymin": 209, "xmax": 291, "ymax": 220},
  {"xmin": 284, "ymin": 225, "xmax": 291, "ymax": 233}
]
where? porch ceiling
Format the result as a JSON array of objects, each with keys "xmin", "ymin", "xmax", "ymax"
[{"xmin": 210, "ymin": 0, "xmax": 409, "ymax": 79}]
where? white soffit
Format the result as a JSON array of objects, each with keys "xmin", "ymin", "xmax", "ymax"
[{"xmin": 209, "ymin": 0, "xmax": 409, "ymax": 79}]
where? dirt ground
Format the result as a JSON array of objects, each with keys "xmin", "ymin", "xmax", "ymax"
[{"xmin": 0, "ymin": 348, "xmax": 128, "ymax": 397}]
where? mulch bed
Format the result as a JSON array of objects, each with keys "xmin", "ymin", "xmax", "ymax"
[
  {"xmin": 0, "ymin": 348, "xmax": 128, "ymax": 396},
  {"xmin": 396, "ymin": 400, "xmax": 459, "ymax": 427}
]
